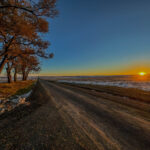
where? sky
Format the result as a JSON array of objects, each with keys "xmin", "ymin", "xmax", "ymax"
[{"xmin": 40, "ymin": 0, "xmax": 150, "ymax": 76}]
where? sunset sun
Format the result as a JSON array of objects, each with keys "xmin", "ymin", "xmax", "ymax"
[{"xmin": 139, "ymin": 72, "xmax": 146, "ymax": 76}]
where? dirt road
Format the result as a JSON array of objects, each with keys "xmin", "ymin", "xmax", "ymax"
[{"xmin": 0, "ymin": 79, "xmax": 150, "ymax": 150}]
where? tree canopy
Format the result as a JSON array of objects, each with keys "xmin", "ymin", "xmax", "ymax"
[{"xmin": 0, "ymin": 0, "xmax": 57, "ymax": 82}]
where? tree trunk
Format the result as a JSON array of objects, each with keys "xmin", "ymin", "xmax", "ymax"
[
  {"xmin": 0, "ymin": 55, "xmax": 7, "ymax": 74},
  {"xmin": 6, "ymin": 63, "xmax": 12, "ymax": 83},
  {"xmin": 14, "ymin": 67, "xmax": 17, "ymax": 82},
  {"xmin": 0, "ymin": 36, "xmax": 15, "ymax": 74},
  {"xmin": 25, "ymin": 71, "xmax": 29, "ymax": 81},
  {"xmin": 22, "ymin": 69, "xmax": 30, "ymax": 81},
  {"xmin": 14, "ymin": 72, "xmax": 17, "ymax": 82},
  {"xmin": 24, "ymin": 74, "xmax": 28, "ymax": 81},
  {"xmin": 22, "ymin": 70, "xmax": 26, "ymax": 81},
  {"xmin": 22, "ymin": 75, "xmax": 26, "ymax": 81},
  {"xmin": 7, "ymin": 72, "xmax": 12, "ymax": 83}
]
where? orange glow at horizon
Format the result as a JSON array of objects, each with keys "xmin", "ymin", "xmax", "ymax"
[{"xmin": 138, "ymin": 72, "xmax": 146, "ymax": 76}]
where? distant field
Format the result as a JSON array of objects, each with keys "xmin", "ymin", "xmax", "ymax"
[
  {"xmin": 40, "ymin": 75, "xmax": 150, "ymax": 91},
  {"xmin": 40, "ymin": 75, "xmax": 150, "ymax": 82}
]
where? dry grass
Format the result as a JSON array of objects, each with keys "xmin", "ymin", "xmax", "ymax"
[{"xmin": 0, "ymin": 80, "xmax": 35, "ymax": 99}]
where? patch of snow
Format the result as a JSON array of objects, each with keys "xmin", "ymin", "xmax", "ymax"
[
  {"xmin": 0, "ymin": 90, "xmax": 32, "ymax": 114},
  {"xmin": 11, "ymin": 98, "xmax": 19, "ymax": 103},
  {"xmin": 11, "ymin": 90, "xmax": 32, "ymax": 104},
  {"xmin": 58, "ymin": 80, "xmax": 150, "ymax": 91}
]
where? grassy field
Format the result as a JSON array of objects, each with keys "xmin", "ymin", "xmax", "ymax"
[{"xmin": 0, "ymin": 81, "xmax": 35, "ymax": 99}]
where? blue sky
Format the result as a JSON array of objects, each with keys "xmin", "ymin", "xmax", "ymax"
[{"xmin": 40, "ymin": 0, "xmax": 150, "ymax": 76}]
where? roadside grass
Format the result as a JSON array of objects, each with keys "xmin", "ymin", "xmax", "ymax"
[
  {"xmin": 0, "ymin": 80, "xmax": 35, "ymax": 99},
  {"xmin": 14, "ymin": 83, "xmax": 34, "ymax": 96}
]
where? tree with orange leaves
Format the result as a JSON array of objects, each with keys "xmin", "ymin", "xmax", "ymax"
[
  {"xmin": 20, "ymin": 56, "xmax": 40, "ymax": 81},
  {"xmin": 0, "ymin": 0, "xmax": 57, "ymax": 77}
]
